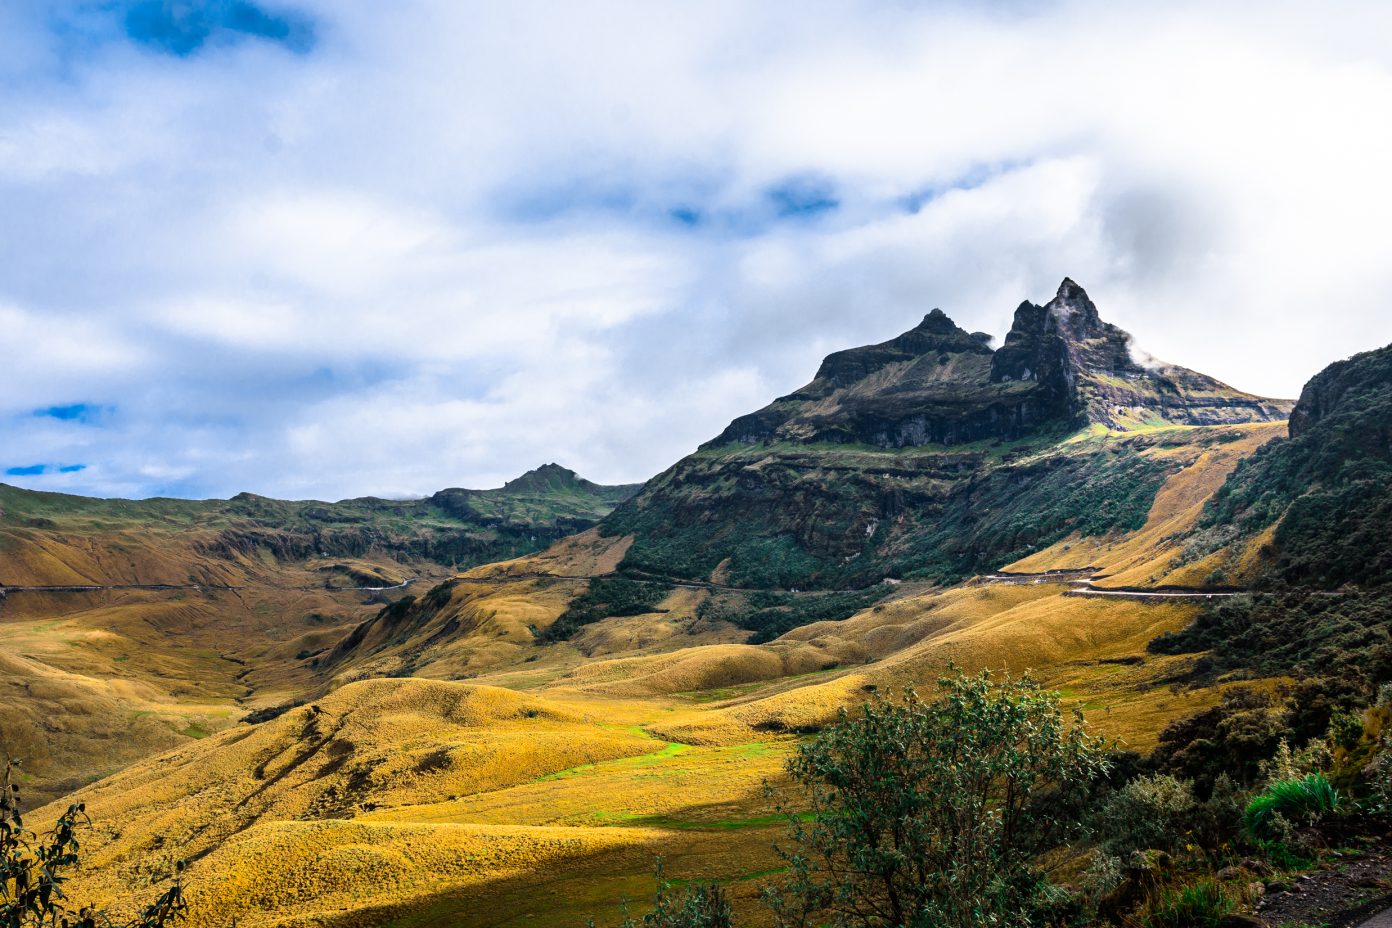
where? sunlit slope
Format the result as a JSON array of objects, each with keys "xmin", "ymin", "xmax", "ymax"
[
  {"xmin": 1008, "ymin": 420, "xmax": 1287, "ymax": 586},
  {"xmin": 0, "ymin": 466, "xmax": 637, "ymax": 803},
  {"xmin": 0, "ymin": 578, "xmax": 419, "ymax": 804},
  {"xmin": 42, "ymin": 680, "xmax": 663, "ymax": 922},
  {"xmin": 330, "ymin": 422, "xmax": 1280, "ymax": 695}
]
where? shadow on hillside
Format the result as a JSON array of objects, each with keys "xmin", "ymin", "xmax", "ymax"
[{"xmin": 313, "ymin": 822, "xmax": 786, "ymax": 928}]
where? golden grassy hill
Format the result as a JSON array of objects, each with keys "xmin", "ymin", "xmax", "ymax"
[{"xmin": 0, "ymin": 571, "xmax": 441, "ymax": 804}]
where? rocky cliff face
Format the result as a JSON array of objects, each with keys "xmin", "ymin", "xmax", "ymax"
[{"xmin": 708, "ymin": 279, "xmax": 1291, "ymax": 452}]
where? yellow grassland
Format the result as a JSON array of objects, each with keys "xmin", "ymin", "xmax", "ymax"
[
  {"xmin": 0, "ymin": 581, "xmax": 418, "ymax": 803},
  {"xmin": 24, "ymin": 425, "xmax": 1295, "ymax": 926}
]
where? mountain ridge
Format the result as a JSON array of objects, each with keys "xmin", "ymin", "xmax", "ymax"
[
  {"xmin": 708, "ymin": 279, "xmax": 1291, "ymax": 451},
  {"xmin": 0, "ymin": 464, "xmax": 639, "ymax": 588}
]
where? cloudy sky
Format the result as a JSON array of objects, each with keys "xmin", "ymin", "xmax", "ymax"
[{"xmin": 2, "ymin": 0, "xmax": 1391, "ymax": 500}]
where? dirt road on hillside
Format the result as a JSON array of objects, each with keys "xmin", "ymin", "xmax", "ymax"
[{"xmin": 977, "ymin": 570, "xmax": 1244, "ymax": 601}]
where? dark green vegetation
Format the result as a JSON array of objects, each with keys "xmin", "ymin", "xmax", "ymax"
[
  {"xmin": 1150, "ymin": 590, "xmax": 1392, "ymax": 680},
  {"xmin": 696, "ymin": 587, "xmax": 892, "ymax": 644},
  {"xmin": 1193, "ymin": 341, "xmax": 1392, "ymax": 590},
  {"xmin": 599, "ymin": 281, "xmax": 1288, "ymax": 593},
  {"xmin": 1, "ymin": 760, "xmax": 186, "ymax": 928},
  {"xmin": 766, "ymin": 673, "xmax": 1110, "ymax": 928},
  {"xmin": 0, "ymin": 463, "xmax": 638, "ymax": 582},
  {"xmin": 1142, "ymin": 880, "xmax": 1235, "ymax": 928},
  {"xmin": 1149, "ymin": 681, "xmax": 1364, "ymax": 793},
  {"xmin": 543, "ymin": 577, "xmax": 675, "ymax": 641},
  {"xmin": 605, "ymin": 433, "xmax": 1179, "ymax": 591}
]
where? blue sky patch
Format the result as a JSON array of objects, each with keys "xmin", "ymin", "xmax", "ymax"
[
  {"xmin": 765, "ymin": 176, "xmax": 840, "ymax": 219},
  {"xmin": 122, "ymin": 0, "xmax": 316, "ymax": 56},
  {"xmin": 668, "ymin": 206, "xmax": 703, "ymax": 227},
  {"xmin": 898, "ymin": 160, "xmax": 1031, "ymax": 214},
  {"xmin": 4, "ymin": 463, "xmax": 88, "ymax": 476},
  {"xmin": 35, "ymin": 402, "xmax": 107, "ymax": 423},
  {"xmin": 499, "ymin": 178, "xmax": 639, "ymax": 223}
]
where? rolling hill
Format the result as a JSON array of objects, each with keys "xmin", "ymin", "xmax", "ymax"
[{"xmin": 0, "ymin": 464, "xmax": 637, "ymax": 803}]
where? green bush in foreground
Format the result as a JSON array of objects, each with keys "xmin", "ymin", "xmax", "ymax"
[
  {"xmin": 1, "ymin": 759, "xmax": 187, "ymax": 928},
  {"xmin": 1244, "ymin": 773, "xmax": 1339, "ymax": 841},
  {"xmin": 766, "ymin": 671, "xmax": 1111, "ymax": 928}
]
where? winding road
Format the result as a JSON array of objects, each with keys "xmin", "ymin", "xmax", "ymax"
[{"xmin": 976, "ymin": 569, "xmax": 1244, "ymax": 601}]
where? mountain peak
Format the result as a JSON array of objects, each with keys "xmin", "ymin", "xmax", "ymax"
[
  {"xmin": 1056, "ymin": 277, "xmax": 1086, "ymax": 300},
  {"xmin": 502, "ymin": 463, "xmax": 583, "ymax": 494},
  {"xmin": 915, "ymin": 308, "xmax": 960, "ymax": 335},
  {"xmin": 1044, "ymin": 277, "xmax": 1104, "ymax": 339},
  {"xmin": 706, "ymin": 279, "xmax": 1293, "ymax": 450}
]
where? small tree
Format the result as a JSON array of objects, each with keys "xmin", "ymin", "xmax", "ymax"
[
  {"xmin": 1, "ymin": 759, "xmax": 187, "ymax": 928},
  {"xmin": 592, "ymin": 858, "xmax": 732, "ymax": 928},
  {"xmin": 765, "ymin": 671, "xmax": 1110, "ymax": 928}
]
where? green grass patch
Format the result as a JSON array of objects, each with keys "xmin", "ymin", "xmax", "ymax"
[{"xmin": 537, "ymin": 743, "xmax": 690, "ymax": 781}]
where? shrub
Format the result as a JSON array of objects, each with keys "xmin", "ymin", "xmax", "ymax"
[
  {"xmin": 544, "ymin": 577, "xmax": 673, "ymax": 641},
  {"xmin": 1329, "ymin": 710, "xmax": 1365, "ymax": 750},
  {"xmin": 1149, "ymin": 591, "xmax": 1392, "ymax": 682},
  {"xmin": 1, "ymin": 759, "xmax": 188, "ymax": 927},
  {"xmin": 1244, "ymin": 773, "xmax": 1339, "ymax": 840},
  {"xmin": 1150, "ymin": 687, "xmax": 1287, "ymax": 793},
  {"xmin": 1259, "ymin": 738, "xmax": 1331, "ymax": 785},
  {"xmin": 765, "ymin": 671, "xmax": 1111, "ymax": 928},
  {"xmin": 1363, "ymin": 737, "xmax": 1392, "ymax": 818},
  {"xmin": 1096, "ymin": 774, "xmax": 1197, "ymax": 857},
  {"xmin": 1144, "ymin": 879, "xmax": 1233, "ymax": 928},
  {"xmin": 1095, "ymin": 773, "xmax": 1246, "ymax": 859},
  {"xmin": 599, "ymin": 859, "xmax": 733, "ymax": 928}
]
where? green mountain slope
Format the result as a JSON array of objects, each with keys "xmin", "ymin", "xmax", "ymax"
[
  {"xmin": 1152, "ymin": 340, "xmax": 1392, "ymax": 679},
  {"xmin": 1198, "ymin": 341, "xmax": 1392, "ymax": 590},
  {"xmin": 0, "ymin": 464, "xmax": 640, "ymax": 586}
]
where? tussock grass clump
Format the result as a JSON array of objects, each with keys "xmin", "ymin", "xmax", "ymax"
[
  {"xmin": 1243, "ymin": 773, "xmax": 1339, "ymax": 840},
  {"xmin": 1144, "ymin": 878, "xmax": 1233, "ymax": 928}
]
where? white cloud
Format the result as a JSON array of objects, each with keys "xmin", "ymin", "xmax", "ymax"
[{"xmin": 1, "ymin": 0, "xmax": 1391, "ymax": 499}]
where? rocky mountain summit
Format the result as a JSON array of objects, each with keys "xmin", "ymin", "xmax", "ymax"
[{"xmin": 709, "ymin": 279, "xmax": 1291, "ymax": 450}]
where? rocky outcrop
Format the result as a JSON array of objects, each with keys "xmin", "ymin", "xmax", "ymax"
[
  {"xmin": 1288, "ymin": 342, "xmax": 1392, "ymax": 439},
  {"xmin": 707, "ymin": 279, "xmax": 1291, "ymax": 452},
  {"xmin": 1196, "ymin": 340, "xmax": 1392, "ymax": 589}
]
